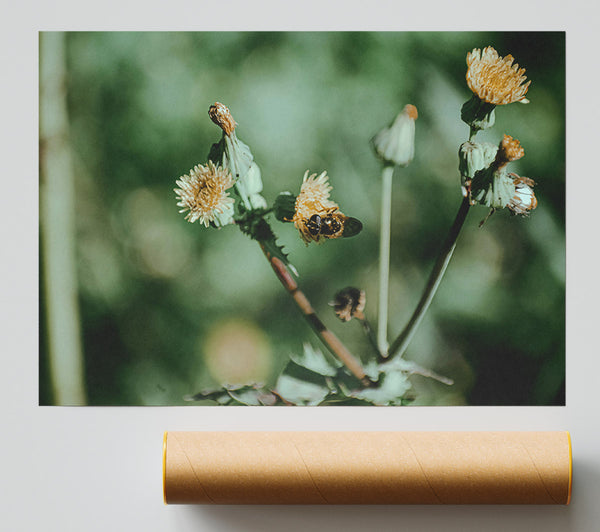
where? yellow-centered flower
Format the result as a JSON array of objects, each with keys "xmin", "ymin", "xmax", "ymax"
[
  {"xmin": 174, "ymin": 161, "xmax": 235, "ymax": 227},
  {"xmin": 292, "ymin": 170, "xmax": 342, "ymax": 244},
  {"xmin": 466, "ymin": 46, "xmax": 530, "ymax": 105}
]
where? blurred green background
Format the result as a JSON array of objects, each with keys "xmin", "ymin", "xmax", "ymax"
[{"xmin": 39, "ymin": 31, "xmax": 565, "ymax": 406}]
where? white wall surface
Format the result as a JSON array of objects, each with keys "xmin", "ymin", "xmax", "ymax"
[{"xmin": 2, "ymin": 2, "xmax": 599, "ymax": 531}]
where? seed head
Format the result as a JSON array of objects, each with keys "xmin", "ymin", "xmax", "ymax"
[{"xmin": 332, "ymin": 287, "xmax": 366, "ymax": 322}]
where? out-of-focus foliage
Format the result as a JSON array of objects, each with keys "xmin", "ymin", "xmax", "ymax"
[
  {"xmin": 39, "ymin": 32, "xmax": 565, "ymax": 405},
  {"xmin": 185, "ymin": 344, "xmax": 427, "ymax": 406}
]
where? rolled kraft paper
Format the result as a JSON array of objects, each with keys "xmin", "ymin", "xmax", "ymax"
[{"xmin": 163, "ymin": 431, "xmax": 572, "ymax": 505}]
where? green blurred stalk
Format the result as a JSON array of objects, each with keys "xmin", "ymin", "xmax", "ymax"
[
  {"xmin": 376, "ymin": 165, "xmax": 394, "ymax": 355},
  {"xmin": 40, "ymin": 32, "xmax": 87, "ymax": 405},
  {"xmin": 388, "ymin": 196, "xmax": 471, "ymax": 359}
]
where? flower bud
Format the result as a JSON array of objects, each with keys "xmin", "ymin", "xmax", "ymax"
[
  {"xmin": 245, "ymin": 163, "xmax": 267, "ymax": 209},
  {"xmin": 208, "ymin": 102, "xmax": 237, "ymax": 136},
  {"xmin": 371, "ymin": 104, "xmax": 417, "ymax": 167},
  {"xmin": 458, "ymin": 141, "xmax": 498, "ymax": 194},
  {"xmin": 469, "ymin": 135, "xmax": 533, "ymax": 212},
  {"xmin": 470, "ymin": 166, "xmax": 516, "ymax": 209},
  {"xmin": 207, "ymin": 103, "xmax": 265, "ymax": 212},
  {"xmin": 273, "ymin": 192, "xmax": 297, "ymax": 222}
]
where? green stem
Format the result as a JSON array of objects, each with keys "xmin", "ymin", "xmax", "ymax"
[
  {"xmin": 377, "ymin": 164, "xmax": 394, "ymax": 355},
  {"xmin": 40, "ymin": 32, "xmax": 87, "ymax": 405},
  {"xmin": 359, "ymin": 317, "xmax": 382, "ymax": 361},
  {"xmin": 387, "ymin": 196, "xmax": 471, "ymax": 359}
]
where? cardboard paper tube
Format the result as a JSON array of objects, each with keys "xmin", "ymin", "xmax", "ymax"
[{"xmin": 163, "ymin": 431, "xmax": 572, "ymax": 505}]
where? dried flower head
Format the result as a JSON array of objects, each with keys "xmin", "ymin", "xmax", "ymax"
[
  {"xmin": 208, "ymin": 102, "xmax": 237, "ymax": 135},
  {"xmin": 174, "ymin": 161, "xmax": 235, "ymax": 227},
  {"xmin": 495, "ymin": 134, "xmax": 525, "ymax": 168},
  {"xmin": 508, "ymin": 174, "xmax": 537, "ymax": 215},
  {"xmin": 466, "ymin": 47, "xmax": 530, "ymax": 105},
  {"xmin": 332, "ymin": 287, "xmax": 366, "ymax": 322}
]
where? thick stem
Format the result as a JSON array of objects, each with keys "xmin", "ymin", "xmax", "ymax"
[
  {"xmin": 377, "ymin": 165, "xmax": 394, "ymax": 355},
  {"xmin": 40, "ymin": 32, "xmax": 87, "ymax": 405},
  {"xmin": 387, "ymin": 196, "xmax": 471, "ymax": 359},
  {"xmin": 261, "ymin": 246, "xmax": 371, "ymax": 386}
]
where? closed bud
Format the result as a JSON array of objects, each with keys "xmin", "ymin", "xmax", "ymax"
[
  {"xmin": 245, "ymin": 163, "xmax": 267, "ymax": 209},
  {"xmin": 470, "ymin": 166, "xmax": 516, "ymax": 209},
  {"xmin": 273, "ymin": 192, "xmax": 297, "ymax": 222},
  {"xmin": 469, "ymin": 135, "xmax": 533, "ymax": 213},
  {"xmin": 458, "ymin": 141, "xmax": 498, "ymax": 194},
  {"xmin": 371, "ymin": 104, "xmax": 418, "ymax": 167},
  {"xmin": 208, "ymin": 102, "xmax": 237, "ymax": 136},
  {"xmin": 206, "ymin": 103, "xmax": 266, "ymax": 212}
]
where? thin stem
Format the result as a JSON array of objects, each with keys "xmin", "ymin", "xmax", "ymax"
[
  {"xmin": 355, "ymin": 313, "xmax": 382, "ymax": 361},
  {"xmin": 377, "ymin": 164, "xmax": 394, "ymax": 355},
  {"xmin": 260, "ymin": 245, "xmax": 372, "ymax": 387},
  {"xmin": 387, "ymin": 196, "xmax": 471, "ymax": 359}
]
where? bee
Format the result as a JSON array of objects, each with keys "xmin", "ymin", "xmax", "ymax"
[{"xmin": 304, "ymin": 210, "xmax": 362, "ymax": 241}]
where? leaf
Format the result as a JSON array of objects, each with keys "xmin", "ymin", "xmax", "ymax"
[
  {"xmin": 276, "ymin": 375, "xmax": 330, "ymax": 406},
  {"xmin": 210, "ymin": 134, "xmax": 296, "ymax": 273},
  {"xmin": 352, "ymin": 370, "xmax": 412, "ymax": 405},
  {"xmin": 184, "ymin": 388, "xmax": 234, "ymax": 405},
  {"xmin": 184, "ymin": 383, "xmax": 285, "ymax": 406},
  {"xmin": 318, "ymin": 390, "xmax": 379, "ymax": 406},
  {"xmin": 280, "ymin": 360, "xmax": 331, "ymax": 388},
  {"xmin": 208, "ymin": 134, "xmax": 265, "ymax": 211},
  {"xmin": 227, "ymin": 387, "xmax": 266, "ymax": 406},
  {"xmin": 289, "ymin": 343, "xmax": 341, "ymax": 377},
  {"xmin": 275, "ymin": 359, "xmax": 332, "ymax": 405}
]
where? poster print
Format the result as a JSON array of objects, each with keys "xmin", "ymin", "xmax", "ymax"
[{"xmin": 39, "ymin": 32, "xmax": 565, "ymax": 406}]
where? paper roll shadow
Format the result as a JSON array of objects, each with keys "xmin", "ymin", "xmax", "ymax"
[{"xmin": 163, "ymin": 431, "xmax": 572, "ymax": 505}]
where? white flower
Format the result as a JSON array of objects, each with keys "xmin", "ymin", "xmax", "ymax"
[{"xmin": 174, "ymin": 161, "xmax": 235, "ymax": 227}]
